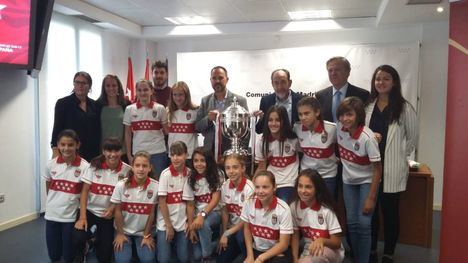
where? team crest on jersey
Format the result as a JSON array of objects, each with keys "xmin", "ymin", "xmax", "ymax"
[
  {"xmin": 74, "ymin": 169, "xmax": 81, "ymax": 177},
  {"xmin": 241, "ymin": 193, "xmax": 245, "ymax": 202},
  {"xmin": 250, "ymin": 214, "xmax": 255, "ymax": 220},
  {"xmin": 169, "ymin": 184, "xmax": 174, "ymax": 188},
  {"xmin": 186, "ymin": 113, "xmax": 191, "ymax": 120},
  {"xmin": 338, "ymin": 135, "xmax": 343, "ymax": 140},
  {"xmin": 132, "ymin": 114, "xmax": 138, "ymax": 118},
  {"xmin": 300, "ymin": 138, "xmax": 304, "ymax": 142},
  {"xmin": 124, "ymin": 193, "xmax": 130, "ymax": 198},
  {"xmin": 95, "ymin": 172, "xmax": 102, "ymax": 179},
  {"xmin": 225, "ymin": 194, "xmax": 230, "ymax": 199},
  {"xmin": 318, "ymin": 213, "xmax": 324, "ymax": 225},
  {"xmin": 152, "ymin": 110, "xmax": 158, "ymax": 118},
  {"xmin": 271, "ymin": 214, "xmax": 278, "ymax": 225},
  {"xmin": 285, "ymin": 144, "xmax": 291, "ymax": 153},
  {"xmin": 147, "ymin": 190, "xmax": 154, "ymax": 199},
  {"xmin": 118, "ymin": 174, "xmax": 125, "ymax": 180},
  {"xmin": 51, "ymin": 171, "xmax": 57, "ymax": 176},
  {"xmin": 353, "ymin": 142, "xmax": 360, "ymax": 151},
  {"xmin": 321, "ymin": 133, "xmax": 328, "ymax": 143}
]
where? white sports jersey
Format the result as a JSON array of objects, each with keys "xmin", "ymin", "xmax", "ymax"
[
  {"xmin": 43, "ymin": 155, "xmax": 90, "ymax": 222},
  {"xmin": 182, "ymin": 174, "xmax": 221, "ymax": 214},
  {"xmin": 110, "ymin": 176, "xmax": 158, "ymax": 236},
  {"xmin": 123, "ymin": 101, "xmax": 167, "ymax": 155},
  {"xmin": 168, "ymin": 108, "xmax": 199, "ymax": 158},
  {"xmin": 156, "ymin": 165, "xmax": 190, "ymax": 231},
  {"xmin": 240, "ymin": 197, "xmax": 294, "ymax": 252},
  {"xmin": 255, "ymin": 135, "xmax": 299, "ymax": 188},
  {"xmin": 81, "ymin": 161, "xmax": 132, "ymax": 217},
  {"xmin": 290, "ymin": 201, "xmax": 344, "ymax": 258},
  {"xmin": 294, "ymin": 121, "xmax": 338, "ymax": 178},
  {"xmin": 337, "ymin": 123, "xmax": 381, "ymax": 184},
  {"xmin": 220, "ymin": 177, "xmax": 255, "ymax": 225}
]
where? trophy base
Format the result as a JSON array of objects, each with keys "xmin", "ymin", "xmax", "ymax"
[{"xmin": 223, "ymin": 148, "xmax": 249, "ymax": 156}]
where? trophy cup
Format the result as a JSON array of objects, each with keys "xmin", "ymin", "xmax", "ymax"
[{"xmin": 220, "ymin": 97, "xmax": 251, "ymax": 156}]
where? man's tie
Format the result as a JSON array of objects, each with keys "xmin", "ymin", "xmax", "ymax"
[{"xmin": 332, "ymin": 90, "xmax": 342, "ymax": 122}]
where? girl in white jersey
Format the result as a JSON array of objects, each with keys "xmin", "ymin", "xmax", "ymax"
[
  {"xmin": 167, "ymin": 81, "xmax": 199, "ymax": 161},
  {"xmin": 184, "ymin": 147, "xmax": 223, "ymax": 261},
  {"xmin": 111, "ymin": 151, "xmax": 159, "ymax": 263},
  {"xmin": 43, "ymin": 129, "xmax": 89, "ymax": 263},
  {"xmin": 242, "ymin": 170, "xmax": 294, "ymax": 263},
  {"xmin": 73, "ymin": 137, "xmax": 131, "ymax": 262},
  {"xmin": 255, "ymin": 105, "xmax": 299, "ymax": 202},
  {"xmin": 290, "ymin": 169, "xmax": 344, "ymax": 263},
  {"xmin": 336, "ymin": 97, "xmax": 382, "ymax": 263}
]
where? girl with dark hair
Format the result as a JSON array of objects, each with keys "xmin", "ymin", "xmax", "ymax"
[
  {"xmin": 293, "ymin": 96, "xmax": 338, "ymax": 196},
  {"xmin": 336, "ymin": 97, "xmax": 382, "ymax": 263},
  {"xmin": 366, "ymin": 65, "xmax": 418, "ymax": 263},
  {"xmin": 51, "ymin": 71, "xmax": 100, "ymax": 161},
  {"xmin": 97, "ymin": 75, "xmax": 131, "ymax": 161},
  {"xmin": 255, "ymin": 105, "xmax": 299, "ymax": 202},
  {"xmin": 183, "ymin": 147, "xmax": 223, "ymax": 261},
  {"xmin": 290, "ymin": 169, "xmax": 344, "ymax": 263},
  {"xmin": 43, "ymin": 129, "xmax": 90, "ymax": 263},
  {"xmin": 242, "ymin": 170, "xmax": 294, "ymax": 263},
  {"xmin": 111, "ymin": 151, "xmax": 158, "ymax": 263},
  {"xmin": 217, "ymin": 154, "xmax": 255, "ymax": 263},
  {"xmin": 73, "ymin": 137, "xmax": 132, "ymax": 262}
]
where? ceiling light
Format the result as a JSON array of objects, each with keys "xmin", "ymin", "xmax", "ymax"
[
  {"xmin": 281, "ymin": 20, "xmax": 341, "ymax": 32},
  {"xmin": 436, "ymin": 6, "xmax": 444, "ymax": 13},
  {"xmin": 288, "ymin": 10, "xmax": 332, "ymax": 20},
  {"xmin": 164, "ymin": 16, "xmax": 210, "ymax": 25},
  {"xmin": 169, "ymin": 25, "xmax": 221, "ymax": 36}
]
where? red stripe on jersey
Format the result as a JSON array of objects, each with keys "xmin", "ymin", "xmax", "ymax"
[
  {"xmin": 338, "ymin": 145, "xmax": 370, "ymax": 165},
  {"xmin": 268, "ymin": 155, "xmax": 297, "ymax": 168},
  {"xmin": 166, "ymin": 191, "xmax": 183, "ymax": 204},
  {"xmin": 300, "ymin": 226, "xmax": 330, "ymax": 240},
  {"xmin": 195, "ymin": 193, "xmax": 212, "ymax": 203},
  {"xmin": 121, "ymin": 202, "xmax": 153, "ymax": 215},
  {"xmin": 169, "ymin": 123, "xmax": 195, "ymax": 133},
  {"xmin": 302, "ymin": 144, "xmax": 335, "ymax": 159},
  {"xmin": 131, "ymin": 121, "xmax": 162, "ymax": 131},
  {"xmin": 89, "ymin": 183, "xmax": 115, "ymax": 196},
  {"xmin": 249, "ymin": 223, "xmax": 279, "ymax": 240},
  {"xmin": 49, "ymin": 179, "xmax": 82, "ymax": 194},
  {"xmin": 226, "ymin": 203, "xmax": 242, "ymax": 216}
]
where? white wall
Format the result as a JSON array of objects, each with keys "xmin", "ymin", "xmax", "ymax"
[{"xmin": 156, "ymin": 22, "xmax": 449, "ymax": 208}]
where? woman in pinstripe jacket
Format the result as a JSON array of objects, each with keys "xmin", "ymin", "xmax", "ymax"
[{"xmin": 365, "ymin": 65, "xmax": 418, "ymax": 263}]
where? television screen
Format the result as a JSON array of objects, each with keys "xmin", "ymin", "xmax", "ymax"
[{"xmin": 0, "ymin": 0, "xmax": 34, "ymax": 68}]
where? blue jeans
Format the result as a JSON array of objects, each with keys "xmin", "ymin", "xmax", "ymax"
[
  {"xmin": 157, "ymin": 230, "xmax": 190, "ymax": 263},
  {"xmin": 151, "ymin": 152, "xmax": 169, "ymax": 179},
  {"xmin": 343, "ymin": 183, "xmax": 374, "ymax": 263},
  {"xmin": 275, "ymin": 187, "xmax": 295, "ymax": 202},
  {"xmin": 45, "ymin": 220, "xmax": 75, "ymax": 262},
  {"xmin": 217, "ymin": 229, "xmax": 246, "ymax": 263},
  {"xmin": 323, "ymin": 177, "xmax": 336, "ymax": 198},
  {"xmin": 193, "ymin": 211, "xmax": 221, "ymax": 260},
  {"xmin": 114, "ymin": 235, "xmax": 155, "ymax": 263}
]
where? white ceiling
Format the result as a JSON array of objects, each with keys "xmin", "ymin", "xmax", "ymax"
[{"xmin": 54, "ymin": 0, "xmax": 449, "ymax": 40}]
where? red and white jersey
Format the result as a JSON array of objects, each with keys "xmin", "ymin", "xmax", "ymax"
[
  {"xmin": 81, "ymin": 161, "xmax": 132, "ymax": 217},
  {"xmin": 42, "ymin": 155, "xmax": 89, "ymax": 222},
  {"xmin": 290, "ymin": 201, "xmax": 344, "ymax": 258},
  {"xmin": 294, "ymin": 121, "xmax": 338, "ymax": 178},
  {"xmin": 337, "ymin": 123, "xmax": 381, "ymax": 184},
  {"xmin": 240, "ymin": 197, "xmax": 293, "ymax": 252},
  {"xmin": 220, "ymin": 177, "xmax": 254, "ymax": 225},
  {"xmin": 123, "ymin": 101, "xmax": 167, "ymax": 155},
  {"xmin": 110, "ymin": 176, "xmax": 158, "ymax": 236},
  {"xmin": 156, "ymin": 165, "xmax": 190, "ymax": 231},
  {"xmin": 167, "ymin": 108, "xmax": 199, "ymax": 158},
  {"xmin": 182, "ymin": 174, "xmax": 221, "ymax": 214},
  {"xmin": 255, "ymin": 135, "xmax": 299, "ymax": 188}
]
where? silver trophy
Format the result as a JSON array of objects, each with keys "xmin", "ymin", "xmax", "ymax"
[{"xmin": 220, "ymin": 97, "xmax": 251, "ymax": 156}]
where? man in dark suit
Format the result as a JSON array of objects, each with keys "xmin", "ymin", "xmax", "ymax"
[
  {"xmin": 315, "ymin": 56, "xmax": 369, "ymax": 122},
  {"xmin": 254, "ymin": 69, "xmax": 304, "ymax": 134}
]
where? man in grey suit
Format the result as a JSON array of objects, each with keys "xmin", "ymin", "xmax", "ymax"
[
  {"xmin": 195, "ymin": 66, "xmax": 249, "ymax": 161},
  {"xmin": 315, "ymin": 56, "xmax": 370, "ymax": 122}
]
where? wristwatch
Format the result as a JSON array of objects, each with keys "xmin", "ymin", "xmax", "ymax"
[
  {"xmin": 200, "ymin": 211, "xmax": 207, "ymax": 218},
  {"xmin": 223, "ymin": 230, "xmax": 231, "ymax": 237}
]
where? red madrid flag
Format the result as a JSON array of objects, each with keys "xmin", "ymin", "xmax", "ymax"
[{"xmin": 126, "ymin": 57, "xmax": 135, "ymax": 102}]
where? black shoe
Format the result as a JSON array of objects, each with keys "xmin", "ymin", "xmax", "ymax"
[
  {"xmin": 382, "ymin": 254, "xmax": 394, "ymax": 263},
  {"xmin": 369, "ymin": 250, "xmax": 378, "ymax": 263}
]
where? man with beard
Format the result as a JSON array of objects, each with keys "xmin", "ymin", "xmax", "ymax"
[
  {"xmin": 195, "ymin": 66, "xmax": 249, "ymax": 162},
  {"xmin": 152, "ymin": 60, "xmax": 171, "ymax": 107},
  {"xmin": 254, "ymin": 69, "xmax": 303, "ymax": 134}
]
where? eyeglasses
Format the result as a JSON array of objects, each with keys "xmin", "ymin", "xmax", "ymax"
[{"xmin": 74, "ymin": 80, "xmax": 89, "ymax": 86}]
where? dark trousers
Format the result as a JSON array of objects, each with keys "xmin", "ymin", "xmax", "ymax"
[
  {"xmin": 217, "ymin": 230, "xmax": 246, "ymax": 263},
  {"xmin": 72, "ymin": 210, "xmax": 114, "ymax": 263},
  {"xmin": 253, "ymin": 248, "xmax": 291, "ymax": 263},
  {"xmin": 371, "ymin": 183, "xmax": 401, "ymax": 255},
  {"xmin": 46, "ymin": 220, "xmax": 75, "ymax": 262}
]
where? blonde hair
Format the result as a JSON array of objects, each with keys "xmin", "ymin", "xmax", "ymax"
[{"xmin": 167, "ymin": 81, "xmax": 198, "ymax": 122}]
